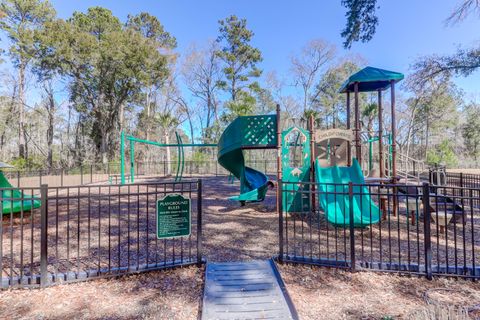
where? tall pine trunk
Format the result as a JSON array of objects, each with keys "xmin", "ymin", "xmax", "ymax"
[
  {"xmin": 18, "ymin": 61, "xmax": 26, "ymax": 159},
  {"xmin": 46, "ymin": 88, "xmax": 55, "ymax": 173}
]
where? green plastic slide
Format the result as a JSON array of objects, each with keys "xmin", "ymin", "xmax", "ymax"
[
  {"xmin": 315, "ymin": 158, "xmax": 380, "ymax": 227},
  {"xmin": 0, "ymin": 171, "xmax": 41, "ymax": 214},
  {"xmin": 217, "ymin": 115, "xmax": 277, "ymax": 202}
]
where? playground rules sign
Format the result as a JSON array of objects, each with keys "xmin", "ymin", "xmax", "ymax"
[{"xmin": 156, "ymin": 194, "xmax": 191, "ymax": 239}]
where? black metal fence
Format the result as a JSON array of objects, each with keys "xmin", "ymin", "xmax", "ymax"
[
  {"xmin": 1, "ymin": 180, "xmax": 202, "ymax": 289},
  {"xmin": 5, "ymin": 160, "xmax": 279, "ymax": 188},
  {"xmin": 278, "ymin": 180, "xmax": 480, "ymax": 280},
  {"xmin": 429, "ymin": 166, "xmax": 480, "ymax": 189},
  {"xmin": 4, "ymin": 164, "xmax": 122, "ymax": 188}
]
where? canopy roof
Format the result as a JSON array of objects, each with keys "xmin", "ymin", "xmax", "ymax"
[
  {"xmin": 0, "ymin": 162, "xmax": 13, "ymax": 169},
  {"xmin": 339, "ymin": 66, "xmax": 404, "ymax": 93}
]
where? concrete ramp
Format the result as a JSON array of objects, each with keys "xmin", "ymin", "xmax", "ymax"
[{"xmin": 201, "ymin": 259, "xmax": 298, "ymax": 320}]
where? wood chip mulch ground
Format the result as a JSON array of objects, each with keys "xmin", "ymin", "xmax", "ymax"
[
  {"xmin": 1, "ymin": 176, "xmax": 480, "ymax": 319},
  {"xmin": 279, "ymin": 263, "xmax": 480, "ymax": 320},
  {"xmin": 0, "ymin": 266, "xmax": 203, "ymax": 320}
]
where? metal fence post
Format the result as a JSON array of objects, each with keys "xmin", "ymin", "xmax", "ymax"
[
  {"xmin": 17, "ymin": 170, "xmax": 20, "ymax": 188},
  {"xmin": 40, "ymin": 184, "xmax": 49, "ymax": 287},
  {"xmin": 196, "ymin": 179, "xmax": 203, "ymax": 266},
  {"xmin": 422, "ymin": 182, "xmax": 433, "ymax": 280},
  {"xmin": 349, "ymin": 182, "xmax": 356, "ymax": 271},
  {"xmin": 278, "ymin": 179, "xmax": 284, "ymax": 262},
  {"xmin": 90, "ymin": 164, "xmax": 93, "ymax": 183},
  {"xmin": 460, "ymin": 172, "xmax": 464, "ymax": 188}
]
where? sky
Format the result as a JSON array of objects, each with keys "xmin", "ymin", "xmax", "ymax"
[{"xmin": 43, "ymin": 0, "xmax": 480, "ymax": 102}]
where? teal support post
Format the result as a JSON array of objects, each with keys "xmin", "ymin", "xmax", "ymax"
[
  {"xmin": 120, "ymin": 131, "xmax": 125, "ymax": 185},
  {"xmin": 179, "ymin": 135, "xmax": 185, "ymax": 180},
  {"xmin": 175, "ymin": 132, "xmax": 181, "ymax": 182},
  {"xmin": 130, "ymin": 140, "xmax": 135, "ymax": 183},
  {"xmin": 126, "ymin": 135, "xmax": 216, "ymax": 148}
]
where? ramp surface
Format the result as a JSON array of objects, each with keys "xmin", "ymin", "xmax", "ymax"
[{"xmin": 201, "ymin": 259, "xmax": 298, "ymax": 320}]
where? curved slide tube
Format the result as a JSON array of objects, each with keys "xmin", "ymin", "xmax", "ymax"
[
  {"xmin": 217, "ymin": 115, "xmax": 277, "ymax": 202},
  {"xmin": 0, "ymin": 172, "xmax": 40, "ymax": 214},
  {"xmin": 315, "ymin": 158, "xmax": 380, "ymax": 227}
]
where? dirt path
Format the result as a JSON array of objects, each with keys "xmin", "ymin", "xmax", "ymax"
[{"xmin": 201, "ymin": 176, "xmax": 278, "ymax": 262}]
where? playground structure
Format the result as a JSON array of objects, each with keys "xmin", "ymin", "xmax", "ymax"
[
  {"xmin": 0, "ymin": 162, "xmax": 40, "ymax": 214},
  {"xmin": 217, "ymin": 112, "xmax": 278, "ymax": 203},
  {"xmin": 0, "ymin": 65, "xmax": 479, "ymax": 295},
  {"xmin": 119, "ymin": 131, "xmax": 217, "ymax": 184},
  {"xmin": 215, "ymin": 67, "xmax": 404, "ymax": 228}
]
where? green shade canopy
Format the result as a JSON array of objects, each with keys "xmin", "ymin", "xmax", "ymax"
[{"xmin": 339, "ymin": 66, "xmax": 404, "ymax": 93}]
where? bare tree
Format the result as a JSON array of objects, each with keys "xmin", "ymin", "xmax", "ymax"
[
  {"xmin": 181, "ymin": 40, "xmax": 222, "ymax": 142},
  {"xmin": 153, "ymin": 76, "xmax": 186, "ymax": 175},
  {"xmin": 290, "ymin": 39, "xmax": 336, "ymax": 113},
  {"xmin": 446, "ymin": 0, "xmax": 480, "ymax": 25}
]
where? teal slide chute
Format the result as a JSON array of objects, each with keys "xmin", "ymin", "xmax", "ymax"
[
  {"xmin": 0, "ymin": 171, "xmax": 40, "ymax": 214},
  {"xmin": 315, "ymin": 158, "xmax": 380, "ymax": 227},
  {"xmin": 217, "ymin": 115, "xmax": 277, "ymax": 202}
]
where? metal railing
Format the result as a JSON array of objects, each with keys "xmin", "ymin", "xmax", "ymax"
[
  {"xmin": 397, "ymin": 153, "xmax": 427, "ymax": 182},
  {"xmin": 278, "ymin": 180, "xmax": 480, "ymax": 279},
  {"xmin": 1, "ymin": 180, "xmax": 203, "ymax": 289},
  {"xmin": 429, "ymin": 166, "xmax": 480, "ymax": 189}
]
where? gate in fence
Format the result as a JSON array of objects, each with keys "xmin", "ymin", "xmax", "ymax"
[
  {"xmin": 1, "ymin": 180, "xmax": 202, "ymax": 289},
  {"xmin": 278, "ymin": 180, "xmax": 480, "ymax": 280}
]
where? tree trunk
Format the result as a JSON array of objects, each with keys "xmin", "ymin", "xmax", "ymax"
[
  {"xmin": 165, "ymin": 131, "xmax": 171, "ymax": 175},
  {"xmin": 46, "ymin": 88, "xmax": 55, "ymax": 173},
  {"xmin": 405, "ymin": 107, "xmax": 416, "ymax": 160},
  {"xmin": 1, "ymin": 83, "xmax": 17, "ymax": 159},
  {"xmin": 119, "ymin": 103, "xmax": 125, "ymax": 138},
  {"xmin": 303, "ymin": 86, "xmax": 308, "ymax": 113},
  {"xmin": 18, "ymin": 61, "xmax": 26, "ymax": 159},
  {"xmin": 145, "ymin": 88, "xmax": 152, "ymax": 163},
  {"xmin": 100, "ymin": 127, "xmax": 109, "ymax": 165},
  {"xmin": 425, "ymin": 117, "xmax": 430, "ymax": 159}
]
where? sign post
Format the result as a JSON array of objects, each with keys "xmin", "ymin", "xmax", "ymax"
[{"xmin": 156, "ymin": 194, "xmax": 191, "ymax": 239}]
